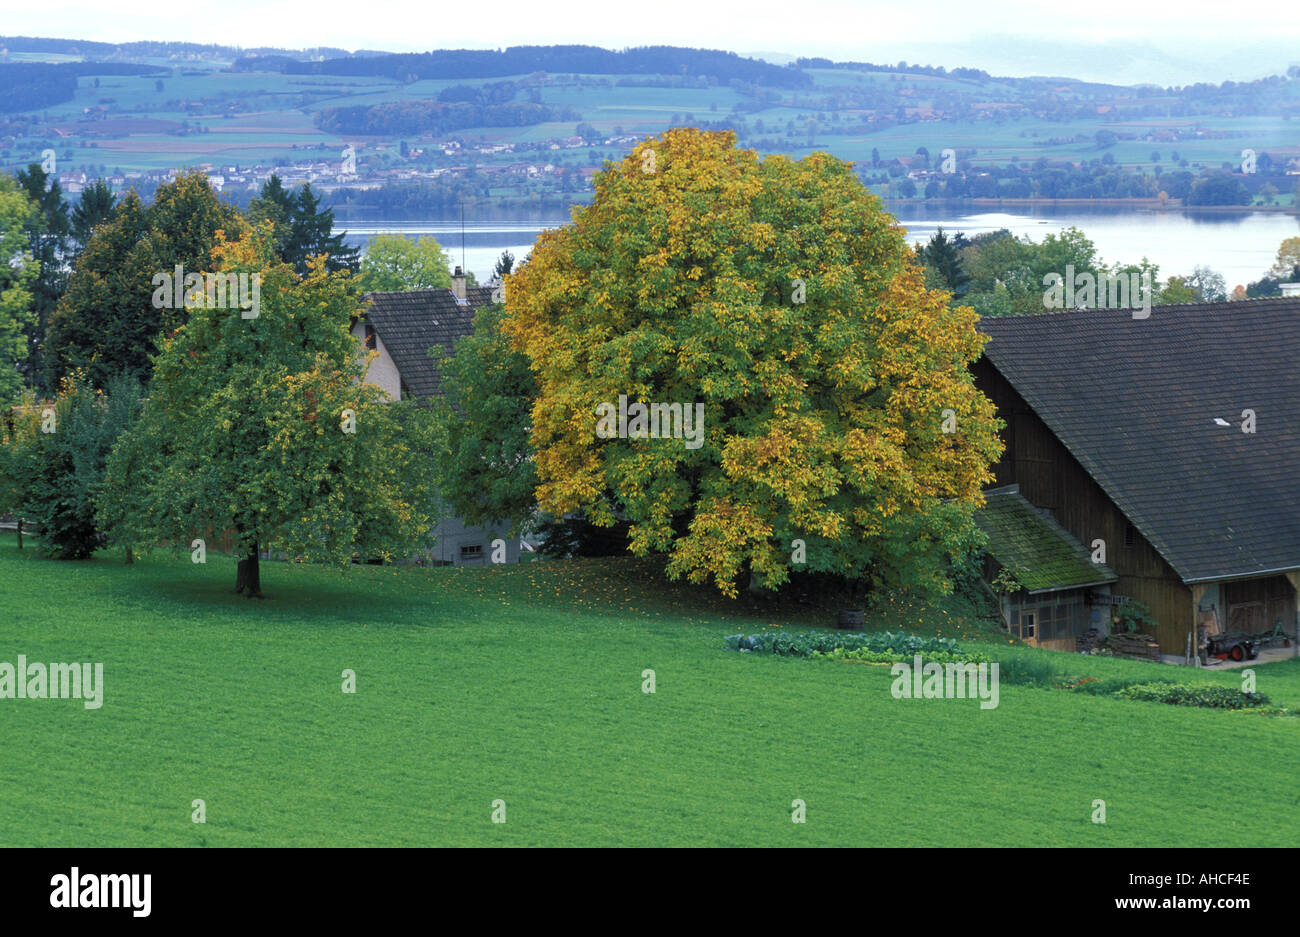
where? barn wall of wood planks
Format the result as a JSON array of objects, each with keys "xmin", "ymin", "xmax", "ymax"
[{"xmin": 975, "ymin": 361, "xmax": 1193, "ymax": 652}]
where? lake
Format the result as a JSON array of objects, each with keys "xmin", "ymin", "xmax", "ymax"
[{"xmin": 341, "ymin": 206, "xmax": 1300, "ymax": 290}]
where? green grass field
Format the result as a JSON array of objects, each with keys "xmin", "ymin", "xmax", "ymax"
[{"xmin": 1, "ymin": 534, "xmax": 1297, "ymax": 847}]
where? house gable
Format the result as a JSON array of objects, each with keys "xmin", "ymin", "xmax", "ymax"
[{"xmin": 360, "ymin": 285, "xmax": 495, "ymax": 399}]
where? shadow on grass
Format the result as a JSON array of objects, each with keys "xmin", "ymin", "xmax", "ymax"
[
  {"xmin": 0, "ymin": 533, "xmax": 1007, "ymax": 640},
  {"xmin": 3, "ymin": 542, "xmax": 456, "ymax": 633}
]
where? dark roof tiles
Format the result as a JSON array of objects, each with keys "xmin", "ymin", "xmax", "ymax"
[
  {"xmin": 362, "ymin": 286, "xmax": 494, "ymax": 398},
  {"xmin": 977, "ymin": 298, "xmax": 1300, "ymax": 582}
]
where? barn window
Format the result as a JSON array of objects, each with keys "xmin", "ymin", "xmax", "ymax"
[{"xmin": 1123, "ymin": 524, "xmax": 1136, "ymax": 548}]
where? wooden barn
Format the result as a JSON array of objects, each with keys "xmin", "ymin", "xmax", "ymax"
[{"xmin": 973, "ymin": 297, "xmax": 1300, "ymax": 655}]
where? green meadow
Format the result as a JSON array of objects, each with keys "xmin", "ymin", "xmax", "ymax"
[{"xmin": 1, "ymin": 534, "xmax": 1296, "ymax": 847}]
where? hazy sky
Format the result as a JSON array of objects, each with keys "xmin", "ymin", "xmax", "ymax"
[{"xmin": 2, "ymin": 0, "xmax": 1297, "ymax": 85}]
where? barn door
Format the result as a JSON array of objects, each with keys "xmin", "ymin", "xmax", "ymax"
[
  {"xmin": 1225, "ymin": 578, "xmax": 1292, "ymax": 634},
  {"xmin": 1015, "ymin": 611, "xmax": 1038, "ymax": 647}
]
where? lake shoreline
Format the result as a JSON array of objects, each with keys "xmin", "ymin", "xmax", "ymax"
[
  {"xmin": 883, "ymin": 197, "xmax": 1299, "ymax": 214},
  {"xmin": 338, "ymin": 205, "xmax": 1299, "ymax": 287}
]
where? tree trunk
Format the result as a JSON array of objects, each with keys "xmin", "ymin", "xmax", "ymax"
[
  {"xmin": 16, "ymin": 518, "xmax": 22, "ymax": 551},
  {"xmin": 235, "ymin": 544, "xmax": 263, "ymax": 598},
  {"xmin": 124, "ymin": 546, "xmax": 134, "ymax": 565}
]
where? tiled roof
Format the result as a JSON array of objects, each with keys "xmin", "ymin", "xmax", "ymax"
[
  {"xmin": 977, "ymin": 299, "xmax": 1300, "ymax": 582},
  {"xmin": 976, "ymin": 486, "xmax": 1116, "ymax": 593},
  {"xmin": 362, "ymin": 286, "xmax": 494, "ymax": 398}
]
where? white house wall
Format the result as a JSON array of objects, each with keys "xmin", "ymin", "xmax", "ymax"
[{"xmin": 352, "ymin": 321, "xmax": 403, "ymax": 401}]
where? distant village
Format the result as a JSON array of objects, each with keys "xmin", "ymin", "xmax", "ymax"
[{"xmin": 44, "ymin": 132, "xmax": 650, "ymax": 198}]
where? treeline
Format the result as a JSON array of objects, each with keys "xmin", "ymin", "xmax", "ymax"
[
  {"xmin": 329, "ymin": 179, "xmax": 580, "ymax": 218},
  {"xmin": 316, "ymin": 100, "xmax": 577, "ymax": 136},
  {"xmin": 436, "ymin": 80, "xmax": 522, "ymax": 106},
  {"xmin": 0, "ymin": 62, "xmax": 162, "ymax": 113},
  {"xmin": 0, "ymin": 165, "xmax": 476, "ymax": 588},
  {"xmin": 274, "ymin": 44, "xmax": 811, "ymax": 89},
  {"xmin": 795, "ymin": 56, "xmax": 991, "ymax": 82},
  {"xmin": 2, "ymin": 35, "xmax": 345, "ymax": 61},
  {"xmin": 915, "ymin": 224, "xmax": 1300, "ymax": 316},
  {"xmin": 0, "ymin": 166, "xmax": 358, "ymax": 395},
  {"xmin": 866, "ymin": 151, "xmax": 1289, "ymax": 205}
]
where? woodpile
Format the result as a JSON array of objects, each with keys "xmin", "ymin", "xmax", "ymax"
[
  {"xmin": 1098, "ymin": 632, "xmax": 1162, "ymax": 661},
  {"xmin": 1075, "ymin": 628, "xmax": 1103, "ymax": 653}
]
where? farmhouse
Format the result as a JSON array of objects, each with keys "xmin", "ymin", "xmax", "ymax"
[
  {"xmin": 973, "ymin": 297, "xmax": 1300, "ymax": 655},
  {"xmin": 356, "ymin": 268, "xmax": 521, "ymax": 567}
]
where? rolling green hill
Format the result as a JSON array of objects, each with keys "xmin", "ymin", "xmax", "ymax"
[{"xmin": 2, "ymin": 535, "xmax": 1296, "ymax": 847}]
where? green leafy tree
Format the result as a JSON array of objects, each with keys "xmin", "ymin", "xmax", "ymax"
[
  {"xmin": 1267, "ymin": 236, "xmax": 1300, "ymax": 281},
  {"xmin": 45, "ymin": 170, "xmax": 247, "ymax": 389},
  {"xmin": 960, "ymin": 229, "xmax": 1033, "ymax": 294},
  {"xmin": 435, "ymin": 301, "xmax": 538, "ymax": 532},
  {"xmin": 0, "ymin": 392, "xmax": 39, "ymax": 524},
  {"xmin": 493, "ymin": 250, "xmax": 515, "ymax": 279},
  {"xmin": 958, "ymin": 227, "xmax": 1150, "ymax": 316},
  {"xmin": 358, "ymin": 234, "xmax": 453, "ymax": 292},
  {"xmin": 575, "ymin": 122, "xmax": 603, "ymax": 145},
  {"xmin": 287, "ymin": 183, "xmax": 359, "ymax": 276},
  {"xmin": 959, "ymin": 229, "xmax": 1037, "ymax": 314},
  {"xmin": 14, "ymin": 164, "xmax": 69, "ymax": 390},
  {"xmin": 506, "ymin": 129, "xmax": 1002, "ymax": 598},
  {"xmin": 0, "ymin": 373, "xmax": 143, "ymax": 559},
  {"xmin": 70, "ymin": 179, "xmax": 117, "ymax": 254},
  {"xmin": 0, "ymin": 175, "xmax": 38, "ymax": 402},
  {"xmin": 917, "ymin": 228, "xmax": 970, "ymax": 297},
  {"xmin": 1032, "ymin": 227, "xmax": 1100, "ymax": 286},
  {"xmin": 1245, "ymin": 276, "xmax": 1282, "ymax": 298},
  {"xmin": 246, "ymin": 174, "xmax": 295, "ymax": 259},
  {"xmin": 1157, "ymin": 275, "xmax": 1200, "ymax": 304},
  {"xmin": 1186, "ymin": 265, "xmax": 1227, "ymax": 302},
  {"xmin": 98, "ymin": 234, "xmax": 441, "ymax": 597},
  {"xmin": 1187, "ymin": 172, "xmax": 1250, "ymax": 206}
]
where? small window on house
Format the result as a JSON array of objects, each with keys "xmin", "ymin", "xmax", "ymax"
[
  {"xmin": 363, "ymin": 324, "xmax": 377, "ymax": 349},
  {"xmin": 1123, "ymin": 524, "xmax": 1136, "ymax": 548},
  {"xmin": 460, "ymin": 544, "xmax": 483, "ymax": 560}
]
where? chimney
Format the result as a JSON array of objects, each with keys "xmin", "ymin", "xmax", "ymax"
[{"xmin": 452, "ymin": 266, "xmax": 467, "ymax": 302}]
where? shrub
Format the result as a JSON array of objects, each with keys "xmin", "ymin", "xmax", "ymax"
[
  {"xmin": 724, "ymin": 629, "xmax": 960, "ymax": 657},
  {"xmin": 812, "ymin": 647, "xmax": 987, "ymax": 665},
  {"xmin": 1116, "ymin": 681, "xmax": 1269, "ymax": 709},
  {"xmin": 1067, "ymin": 676, "xmax": 1142, "ymax": 696},
  {"xmin": 994, "ymin": 651, "xmax": 1061, "ymax": 687},
  {"xmin": 1112, "ymin": 599, "xmax": 1158, "ymax": 635},
  {"xmin": 0, "ymin": 374, "xmax": 143, "ymax": 559}
]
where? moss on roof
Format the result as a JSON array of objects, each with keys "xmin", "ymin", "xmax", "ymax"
[{"xmin": 976, "ymin": 487, "xmax": 1117, "ymax": 594}]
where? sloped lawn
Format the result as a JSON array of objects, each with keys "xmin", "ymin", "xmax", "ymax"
[{"xmin": 1, "ymin": 536, "xmax": 1296, "ymax": 846}]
